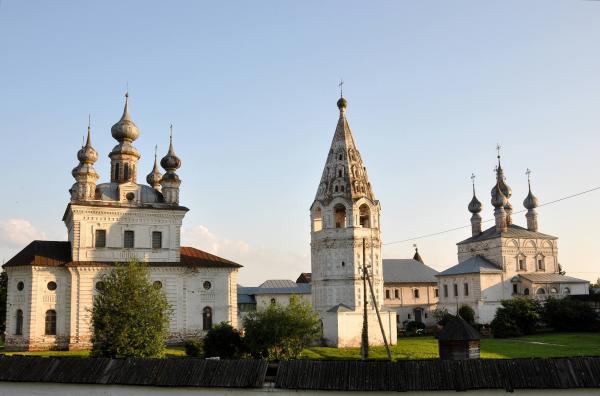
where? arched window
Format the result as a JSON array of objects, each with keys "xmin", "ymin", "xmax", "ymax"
[
  {"xmin": 334, "ymin": 185, "xmax": 339, "ymax": 192},
  {"xmin": 340, "ymin": 185, "xmax": 345, "ymax": 192},
  {"xmin": 359, "ymin": 204, "xmax": 371, "ymax": 228},
  {"xmin": 114, "ymin": 163, "xmax": 120, "ymax": 181},
  {"xmin": 334, "ymin": 204, "xmax": 347, "ymax": 228},
  {"xmin": 563, "ymin": 287, "xmax": 571, "ymax": 295},
  {"xmin": 338, "ymin": 154, "xmax": 343, "ymax": 160},
  {"xmin": 15, "ymin": 309, "xmax": 23, "ymax": 335},
  {"xmin": 45, "ymin": 310, "xmax": 57, "ymax": 335},
  {"xmin": 524, "ymin": 288, "xmax": 530, "ymax": 295},
  {"xmin": 536, "ymin": 288, "xmax": 546, "ymax": 295},
  {"xmin": 414, "ymin": 289, "xmax": 420, "ymax": 298},
  {"xmin": 385, "ymin": 289, "xmax": 390, "ymax": 299},
  {"xmin": 313, "ymin": 206, "xmax": 323, "ymax": 232},
  {"xmin": 537, "ymin": 256, "xmax": 545, "ymax": 271},
  {"xmin": 202, "ymin": 307, "xmax": 212, "ymax": 330},
  {"xmin": 338, "ymin": 169, "xmax": 343, "ymax": 177},
  {"xmin": 124, "ymin": 163, "xmax": 130, "ymax": 180}
]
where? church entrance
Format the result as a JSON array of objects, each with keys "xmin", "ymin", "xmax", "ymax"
[{"xmin": 414, "ymin": 308, "xmax": 423, "ymax": 323}]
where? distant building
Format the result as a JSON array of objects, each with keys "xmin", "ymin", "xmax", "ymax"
[
  {"xmin": 2, "ymin": 95, "xmax": 241, "ymax": 351},
  {"xmin": 383, "ymin": 249, "xmax": 439, "ymax": 329},
  {"xmin": 437, "ymin": 154, "xmax": 588, "ymax": 323}
]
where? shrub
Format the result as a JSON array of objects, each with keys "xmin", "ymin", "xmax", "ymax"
[
  {"xmin": 543, "ymin": 297, "xmax": 599, "ymax": 332},
  {"xmin": 184, "ymin": 338, "xmax": 204, "ymax": 357},
  {"xmin": 203, "ymin": 322, "xmax": 244, "ymax": 359},
  {"xmin": 432, "ymin": 307, "xmax": 454, "ymax": 326},
  {"xmin": 404, "ymin": 320, "xmax": 426, "ymax": 335},
  {"xmin": 458, "ymin": 305, "xmax": 476, "ymax": 325},
  {"xmin": 91, "ymin": 260, "xmax": 171, "ymax": 358},
  {"xmin": 490, "ymin": 298, "xmax": 542, "ymax": 338}
]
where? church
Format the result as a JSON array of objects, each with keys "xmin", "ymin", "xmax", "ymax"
[
  {"xmin": 2, "ymin": 95, "xmax": 241, "ymax": 351},
  {"xmin": 436, "ymin": 153, "xmax": 589, "ymax": 323},
  {"xmin": 310, "ymin": 96, "xmax": 396, "ymax": 347}
]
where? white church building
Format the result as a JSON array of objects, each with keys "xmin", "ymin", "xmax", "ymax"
[
  {"xmin": 2, "ymin": 94, "xmax": 241, "ymax": 351},
  {"xmin": 437, "ymin": 156, "xmax": 589, "ymax": 323},
  {"xmin": 310, "ymin": 96, "xmax": 396, "ymax": 348}
]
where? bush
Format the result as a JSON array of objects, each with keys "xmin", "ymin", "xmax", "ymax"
[
  {"xmin": 203, "ymin": 322, "xmax": 244, "ymax": 359},
  {"xmin": 543, "ymin": 297, "xmax": 599, "ymax": 332},
  {"xmin": 184, "ymin": 338, "xmax": 204, "ymax": 357},
  {"xmin": 490, "ymin": 298, "xmax": 542, "ymax": 338},
  {"xmin": 458, "ymin": 305, "xmax": 476, "ymax": 325},
  {"xmin": 243, "ymin": 295, "xmax": 321, "ymax": 360},
  {"xmin": 404, "ymin": 320, "xmax": 426, "ymax": 335},
  {"xmin": 432, "ymin": 307, "xmax": 454, "ymax": 326}
]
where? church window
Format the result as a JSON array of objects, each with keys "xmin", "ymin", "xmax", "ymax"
[
  {"xmin": 334, "ymin": 186, "xmax": 339, "ymax": 192},
  {"xmin": 537, "ymin": 258, "xmax": 545, "ymax": 271},
  {"xmin": 202, "ymin": 307, "xmax": 213, "ymax": 330},
  {"xmin": 395, "ymin": 289, "xmax": 399, "ymax": 299},
  {"xmin": 536, "ymin": 288, "xmax": 546, "ymax": 295},
  {"xmin": 45, "ymin": 310, "xmax": 57, "ymax": 335},
  {"xmin": 338, "ymin": 154, "xmax": 343, "ymax": 160},
  {"xmin": 513, "ymin": 284, "xmax": 518, "ymax": 295},
  {"xmin": 385, "ymin": 289, "xmax": 390, "ymax": 299},
  {"xmin": 414, "ymin": 289, "xmax": 420, "ymax": 298},
  {"xmin": 338, "ymin": 169, "xmax": 343, "ymax": 177},
  {"xmin": 152, "ymin": 231, "xmax": 162, "ymax": 249},
  {"xmin": 359, "ymin": 204, "xmax": 371, "ymax": 228},
  {"xmin": 407, "ymin": 313, "xmax": 411, "ymax": 319},
  {"xmin": 17, "ymin": 281, "xmax": 24, "ymax": 291},
  {"xmin": 563, "ymin": 287, "xmax": 570, "ymax": 295},
  {"xmin": 124, "ymin": 163, "xmax": 130, "ymax": 180},
  {"xmin": 47, "ymin": 281, "xmax": 57, "ymax": 291},
  {"xmin": 524, "ymin": 288, "xmax": 530, "ymax": 295},
  {"xmin": 124, "ymin": 230, "xmax": 135, "ymax": 248},
  {"xmin": 443, "ymin": 285, "xmax": 448, "ymax": 298},
  {"xmin": 453, "ymin": 284, "xmax": 458, "ymax": 297},
  {"xmin": 313, "ymin": 206, "xmax": 323, "ymax": 232},
  {"xmin": 153, "ymin": 281, "xmax": 162, "ymax": 289},
  {"xmin": 341, "ymin": 261, "xmax": 345, "ymax": 267},
  {"xmin": 434, "ymin": 288, "xmax": 439, "ymax": 298},
  {"xmin": 95, "ymin": 230, "xmax": 106, "ymax": 248},
  {"xmin": 203, "ymin": 281, "xmax": 212, "ymax": 290},
  {"xmin": 15, "ymin": 310, "xmax": 23, "ymax": 335},
  {"xmin": 114, "ymin": 163, "xmax": 120, "ymax": 181},
  {"xmin": 518, "ymin": 258, "xmax": 526, "ymax": 271},
  {"xmin": 464, "ymin": 283, "xmax": 469, "ymax": 296},
  {"xmin": 334, "ymin": 204, "xmax": 347, "ymax": 228}
]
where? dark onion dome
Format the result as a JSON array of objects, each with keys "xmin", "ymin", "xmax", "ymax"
[
  {"xmin": 337, "ymin": 97, "xmax": 347, "ymax": 110},
  {"xmin": 160, "ymin": 171, "xmax": 180, "ymax": 182},
  {"xmin": 109, "ymin": 141, "xmax": 140, "ymax": 159},
  {"xmin": 146, "ymin": 153, "xmax": 163, "ymax": 187},
  {"xmin": 491, "ymin": 182, "xmax": 508, "ymax": 208},
  {"xmin": 494, "ymin": 163, "xmax": 512, "ymax": 199},
  {"xmin": 71, "ymin": 163, "xmax": 98, "ymax": 178},
  {"xmin": 523, "ymin": 186, "xmax": 539, "ymax": 210},
  {"xmin": 468, "ymin": 194, "xmax": 482, "ymax": 214},
  {"xmin": 77, "ymin": 127, "xmax": 98, "ymax": 164},
  {"xmin": 160, "ymin": 134, "xmax": 181, "ymax": 171},
  {"xmin": 111, "ymin": 93, "xmax": 140, "ymax": 142},
  {"xmin": 504, "ymin": 201, "xmax": 513, "ymax": 212}
]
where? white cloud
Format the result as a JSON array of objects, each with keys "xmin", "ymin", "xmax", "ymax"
[
  {"xmin": 0, "ymin": 218, "xmax": 47, "ymax": 248},
  {"xmin": 181, "ymin": 225, "xmax": 309, "ymax": 286}
]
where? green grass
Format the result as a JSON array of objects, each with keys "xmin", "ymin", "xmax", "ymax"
[
  {"xmin": 0, "ymin": 346, "xmax": 187, "ymax": 358},
  {"xmin": 301, "ymin": 332, "xmax": 600, "ymax": 360}
]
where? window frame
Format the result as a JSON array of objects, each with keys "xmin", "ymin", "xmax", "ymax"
[
  {"xmin": 123, "ymin": 230, "xmax": 135, "ymax": 249},
  {"xmin": 15, "ymin": 309, "xmax": 23, "ymax": 336},
  {"xmin": 95, "ymin": 229, "xmax": 107, "ymax": 248},
  {"xmin": 464, "ymin": 282, "xmax": 469, "ymax": 297},
  {"xmin": 152, "ymin": 231, "xmax": 162, "ymax": 250},
  {"xmin": 45, "ymin": 310, "xmax": 57, "ymax": 336}
]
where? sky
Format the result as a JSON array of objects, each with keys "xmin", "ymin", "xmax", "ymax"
[{"xmin": 0, "ymin": 1, "xmax": 599, "ymax": 286}]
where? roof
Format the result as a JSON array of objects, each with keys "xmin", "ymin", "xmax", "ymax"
[
  {"xmin": 259, "ymin": 279, "xmax": 297, "ymax": 288},
  {"xmin": 436, "ymin": 316, "xmax": 480, "ymax": 341},
  {"xmin": 237, "ymin": 280, "xmax": 311, "ymax": 298},
  {"xmin": 296, "ymin": 272, "xmax": 312, "ymax": 283},
  {"xmin": 275, "ymin": 358, "xmax": 600, "ymax": 392},
  {"xmin": 458, "ymin": 224, "xmax": 557, "ymax": 245},
  {"xmin": 327, "ymin": 303, "xmax": 353, "ymax": 312},
  {"xmin": 383, "ymin": 259, "xmax": 439, "ymax": 284},
  {"xmin": 437, "ymin": 255, "xmax": 502, "ymax": 277},
  {"xmin": 519, "ymin": 273, "xmax": 589, "ymax": 284},
  {"xmin": 2, "ymin": 241, "xmax": 241, "ymax": 269},
  {"xmin": 0, "ymin": 356, "xmax": 267, "ymax": 388}
]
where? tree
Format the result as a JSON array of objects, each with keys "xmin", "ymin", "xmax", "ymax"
[
  {"xmin": 0, "ymin": 271, "xmax": 7, "ymax": 338},
  {"xmin": 432, "ymin": 307, "xmax": 454, "ymax": 326},
  {"xmin": 490, "ymin": 298, "xmax": 542, "ymax": 338},
  {"xmin": 243, "ymin": 295, "xmax": 321, "ymax": 360},
  {"xmin": 91, "ymin": 260, "xmax": 171, "ymax": 358},
  {"xmin": 458, "ymin": 305, "xmax": 476, "ymax": 325},
  {"xmin": 203, "ymin": 322, "xmax": 244, "ymax": 358},
  {"xmin": 543, "ymin": 297, "xmax": 599, "ymax": 332}
]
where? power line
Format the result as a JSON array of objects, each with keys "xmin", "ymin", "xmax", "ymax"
[{"xmin": 383, "ymin": 185, "xmax": 600, "ymax": 246}]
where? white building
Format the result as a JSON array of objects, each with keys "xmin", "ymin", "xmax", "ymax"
[
  {"xmin": 437, "ymin": 156, "xmax": 589, "ymax": 323},
  {"xmin": 310, "ymin": 96, "xmax": 396, "ymax": 347},
  {"xmin": 2, "ymin": 94, "xmax": 241, "ymax": 351}
]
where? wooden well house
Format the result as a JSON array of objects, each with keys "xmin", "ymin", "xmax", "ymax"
[{"xmin": 436, "ymin": 316, "xmax": 480, "ymax": 360}]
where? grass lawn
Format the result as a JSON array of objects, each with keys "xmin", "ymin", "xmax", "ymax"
[
  {"xmin": 301, "ymin": 332, "xmax": 600, "ymax": 360},
  {"xmin": 0, "ymin": 346, "xmax": 187, "ymax": 358}
]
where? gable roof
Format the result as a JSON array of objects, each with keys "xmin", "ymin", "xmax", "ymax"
[
  {"xmin": 458, "ymin": 224, "xmax": 557, "ymax": 245},
  {"xmin": 327, "ymin": 303, "xmax": 353, "ymax": 312},
  {"xmin": 237, "ymin": 280, "xmax": 311, "ymax": 297},
  {"xmin": 2, "ymin": 241, "xmax": 241, "ymax": 269},
  {"xmin": 383, "ymin": 259, "xmax": 439, "ymax": 284},
  {"xmin": 437, "ymin": 255, "xmax": 502, "ymax": 277},
  {"xmin": 519, "ymin": 273, "xmax": 589, "ymax": 284},
  {"xmin": 436, "ymin": 316, "xmax": 480, "ymax": 341},
  {"xmin": 296, "ymin": 272, "xmax": 312, "ymax": 283}
]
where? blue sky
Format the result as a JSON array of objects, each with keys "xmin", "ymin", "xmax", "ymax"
[{"xmin": 0, "ymin": 1, "xmax": 599, "ymax": 285}]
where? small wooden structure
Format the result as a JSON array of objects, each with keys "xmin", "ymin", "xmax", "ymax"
[{"xmin": 436, "ymin": 316, "xmax": 480, "ymax": 360}]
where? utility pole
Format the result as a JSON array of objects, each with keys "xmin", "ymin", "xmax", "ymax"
[{"xmin": 360, "ymin": 238, "xmax": 369, "ymax": 360}]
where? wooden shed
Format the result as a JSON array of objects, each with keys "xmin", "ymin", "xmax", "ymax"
[{"xmin": 436, "ymin": 316, "xmax": 480, "ymax": 360}]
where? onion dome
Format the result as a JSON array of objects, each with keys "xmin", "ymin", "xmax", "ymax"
[
  {"xmin": 491, "ymin": 181, "xmax": 508, "ymax": 208},
  {"xmin": 337, "ymin": 97, "xmax": 348, "ymax": 110},
  {"xmin": 146, "ymin": 147, "xmax": 163, "ymax": 188},
  {"xmin": 504, "ymin": 201, "xmax": 513, "ymax": 212},
  {"xmin": 468, "ymin": 174, "xmax": 482, "ymax": 214},
  {"xmin": 111, "ymin": 92, "xmax": 140, "ymax": 142},
  {"xmin": 77, "ymin": 123, "xmax": 98, "ymax": 164},
  {"xmin": 160, "ymin": 128, "xmax": 181, "ymax": 171},
  {"xmin": 523, "ymin": 169, "xmax": 539, "ymax": 209}
]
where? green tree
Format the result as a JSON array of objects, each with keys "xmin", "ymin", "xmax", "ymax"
[
  {"xmin": 0, "ymin": 271, "xmax": 7, "ymax": 337},
  {"xmin": 91, "ymin": 260, "xmax": 171, "ymax": 358},
  {"xmin": 203, "ymin": 322, "xmax": 244, "ymax": 358},
  {"xmin": 458, "ymin": 305, "xmax": 476, "ymax": 325},
  {"xmin": 243, "ymin": 295, "xmax": 321, "ymax": 360},
  {"xmin": 490, "ymin": 298, "xmax": 542, "ymax": 338},
  {"xmin": 543, "ymin": 297, "xmax": 599, "ymax": 331},
  {"xmin": 432, "ymin": 307, "xmax": 454, "ymax": 326}
]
